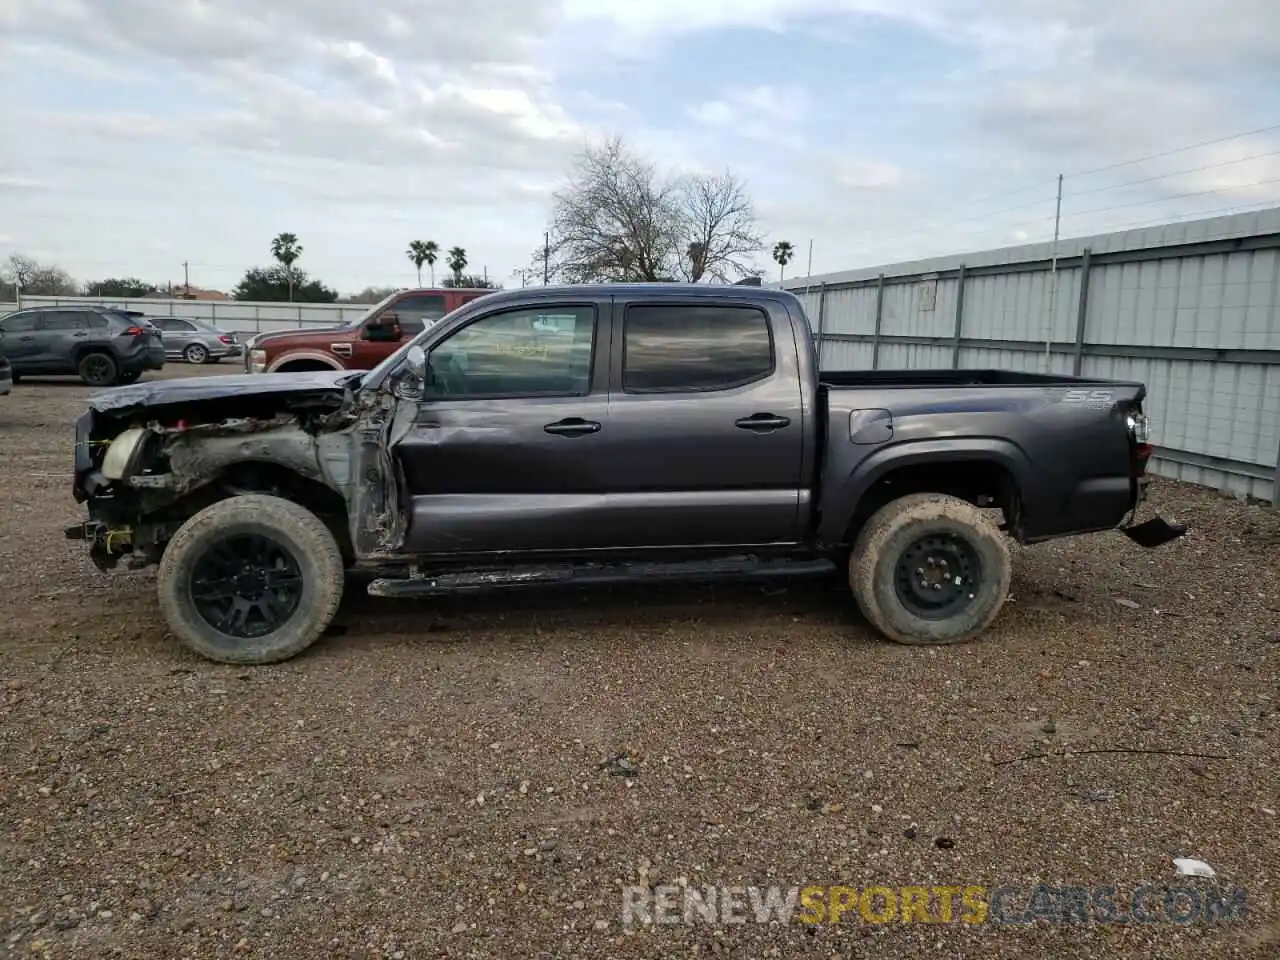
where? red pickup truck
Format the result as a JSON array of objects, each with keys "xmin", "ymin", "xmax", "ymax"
[{"xmin": 245, "ymin": 287, "xmax": 492, "ymax": 373}]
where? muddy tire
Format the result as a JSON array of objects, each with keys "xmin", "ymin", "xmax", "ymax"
[
  {"xmin": 849, "ymin": 492, "xmax": 1011, "ymax": 645},
  {"xmin": 78, "ymin": 351, "xmax": 118, "ymax": 387},
  {"xmin": 157, "ymin": 494, "xmax": 345, "ymax": 665}
]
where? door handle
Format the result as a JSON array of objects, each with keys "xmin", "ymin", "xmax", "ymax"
[
  {"xmin": 735, "ymin": 413, "xmax": 791, "ymax": 431},
  {"xmin": 19, "ymin": 335, "xmax": 34, "ymax": 341},
  {"xmin": 544, "ymin": 417, "xmax": 601, "ymax": 437},
  {"xmin": 72, "ymin": 332, "xmax": 88, "ymax": 338}
]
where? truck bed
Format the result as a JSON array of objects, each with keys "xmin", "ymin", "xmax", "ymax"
[{"xmin": 819, "ymin": 368, "xmax": 1139, "ymax": 389}]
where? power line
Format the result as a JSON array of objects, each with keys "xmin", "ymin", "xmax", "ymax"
[
  {"xmin": 1067, "ymin": 148, "xmax": 1280, "ymax": 199},
  {"xmin": 831, "ymin": 119, "xmax": 1280, "ymax": 251},
  {"xmin": 1065, "ymin": 121, "xmax": 1280, "ymax": 179},
  {"xmin": 1061, "ymin": 176, "xmax": 1280, "ymax": 219}
]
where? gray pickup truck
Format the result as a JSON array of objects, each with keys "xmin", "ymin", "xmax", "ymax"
[{"xmin": 66, "ymin": 283, "xmax": 1184, "ymax": 664}]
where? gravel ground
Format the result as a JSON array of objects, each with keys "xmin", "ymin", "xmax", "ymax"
[{"xmin": 1, "ymin": 366, "xmax": 1277, "ymax": 959}]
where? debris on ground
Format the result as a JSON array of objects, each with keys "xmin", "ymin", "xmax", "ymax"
[{"xmin": 1173, "ymin": 857, "xmax": 1217, "ymax": 878}]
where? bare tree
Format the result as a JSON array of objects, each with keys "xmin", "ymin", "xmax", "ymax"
[
  {"xmin": 2, "ymin": 253, "xmax": 79, "ymax": 296},
  {"xmin": 537, "ymin": 137, "xmax": 764, "ymax": 284},
  {"xmin": 677, "ymin": 172, "xmax": 765, "ymax": 282}
]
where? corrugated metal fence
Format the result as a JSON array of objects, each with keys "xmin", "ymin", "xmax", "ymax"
[
  {"xmin": 0, "ymin": 295, "xmax": 358, "ymax": 335},
  {"xmin": 784, "ymin": 207, "xmax": 1280, "ymax": 504}
]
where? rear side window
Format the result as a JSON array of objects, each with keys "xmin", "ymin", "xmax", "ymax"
[
  {"xmin": 36, "ymin": 312, "xmax": 89, "ymax": 331},
  {"xmin": 158, "ymin": 318, "xmax": 196, "ymax": 332},
  {"xmin": 622, "ymin": 304, "xmax": 774, "ymax": 393},
  {"xmin": 88, "ymin": 313, "xmax": 110, "ymax": 329}
]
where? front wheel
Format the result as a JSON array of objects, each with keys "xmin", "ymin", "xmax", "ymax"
[
  {"xmin": 156, "ymin": 494, "xmax": 345, "ymax": 664},
  {"xmin": 849, "ymin": 493, "xmax": 1011, "ymax": 645}
]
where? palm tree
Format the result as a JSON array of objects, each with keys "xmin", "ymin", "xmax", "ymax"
[
  {"xmin": 271, "ymin": 232, "xmax": 303, "ymax": 301},
  {"xmin": 446, "ymin": 246, "xmax": 468, "ymax": 284},
  {"xmin": 407, "ymin": 240, "xmax": 435, "ymax": 286},
  {"xmin": 422, "ymin": 240, "xmax": 439, "ymax": 285},
  {"xmin": 772, "ymin": 241, "xmax": 795, "ymax": 282}
]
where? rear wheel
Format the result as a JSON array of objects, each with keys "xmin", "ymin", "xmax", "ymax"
[
  {"xmin": 156, "ymin": 494, "xmax": 345, "ymax": 665},
  {"xmin": 78, "ymin": 352, "xmax": 118, "ymax": 387},
  {"xmin": 849, "ymin": 492, "xmax": 1011, "ymax": 645},
  {"xmin": 183, "ymin": 343, "xmax": 209, "ymax": 364}
]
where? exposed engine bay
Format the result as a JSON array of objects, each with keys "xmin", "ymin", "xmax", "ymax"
[{"xmin": 67, "ymin": 371, "xmax": 413, "ymax": 570}]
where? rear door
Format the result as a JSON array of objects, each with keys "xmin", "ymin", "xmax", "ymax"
[
  {"xmin": 157, "ymin": 317, "xmax": 196, "ymax": 356},
  {"xmin": 599, "ymin": 296, "xmax": 807, "ymax": 546},
  {"xmin": 394, "ymin": 295, "xmax": 613, "ymax": 555},
  {"xmin": 34, "ymin": 311, "xmax": 90, "ymax": 371}
]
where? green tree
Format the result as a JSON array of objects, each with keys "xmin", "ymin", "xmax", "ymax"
[
  {"xmin": 270, "ymin": 232, "xmax": 304, "ymax": 300},
  {"xmin": 446, "ymin": 246, "xmax": 468, "ymax": 284},
  {"xmin": 407, "ymin": 240, "xmax": 441, "ymax": 286},
  {"xmin": 442, "ymin": 274, "xmax": 500, "ymax": 289},
  {"xmin": 84, "ymin": 277, "xmax": 155, "ymax": 297},
  {"xmin": 772, "ymin": 241, "xmax": 795, "ymax": 282},
  {"xmin": 412, "ymin": 240, "xmax": 439, "ymax": 285},
  {"xmin": 345, "ymin": 285, "xmax": 399, "ymax": 304},
  {"xmin": 232, "ymin": 265, "xmax": 337, "ymax": 303}
]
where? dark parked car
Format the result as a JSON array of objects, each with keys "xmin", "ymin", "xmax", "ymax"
[
  {"xmin": 66, "ymin": 283, "xmax": 1183, "ymax": 665},
  {"xmin": 150, "ymin": 316, "xmax": 242, "ymax": 364},
  {"xmin": 0, "ymin": 305, "xmax": 165, "ymax": 386},
  {"xmin": 0, "ymin": 334, "xmax": 11, "ymax": 396}
]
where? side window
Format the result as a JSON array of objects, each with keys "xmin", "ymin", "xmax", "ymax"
[
  {"xmin": 393, "ymin": 295, "xmax": 448, "ymax": 335},
  {"xmin": 88, "ymin": 313, "xmax": 110, "ymax": 329},
  {"xmin": 1, "ymin": 312, "xmax": 36, "ymax": 333},
  {"xmin": 622, "ymin": 304, "xmax": 774, "ymax": 393},
  {"xmin": 427, "ymin": 305, "xmax": 596, "ymax": 399},
  {"xmin": 36, "ymin": 312, "xmax": 89, "ymax": 332},
  {"xmin": 159, "ymin": 318, "xmax": 195, "ymax": 332}
]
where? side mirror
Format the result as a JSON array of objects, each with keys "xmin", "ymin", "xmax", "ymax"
[{"xmin": 405, "ymin": 345, "xmax": 427, "ymax": 380}]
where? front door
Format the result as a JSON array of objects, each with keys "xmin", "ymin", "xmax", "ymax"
[
  {"xmin": 599, "ymin": 297, "xmax": 807, "ymax": 547},
  {"xmin": 0, "ymin": 312, "xmax": 40, "ymax": 368},
  {"xmin": 394, "ymin": 297, "xmax": 614, "ymax": 556}
]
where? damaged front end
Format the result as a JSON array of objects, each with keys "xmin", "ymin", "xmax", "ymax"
[{"xmin": 66, "ymin": 375, "xmax": 364, "ymax": 571}]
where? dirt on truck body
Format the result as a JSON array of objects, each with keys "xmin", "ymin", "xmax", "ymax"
[{"xmin": 67, "ymin": 283, "xmax": 1184, "ymax": 666}]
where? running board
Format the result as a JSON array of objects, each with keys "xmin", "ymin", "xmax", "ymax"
[{"xmin": 367, "ymin": 556, "xmax": 837, "ymax": 598}]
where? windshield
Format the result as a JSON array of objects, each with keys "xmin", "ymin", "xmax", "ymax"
[
  {"xmin": 347, "ymin": 291, "xmax": 400, "ymax": 329},
  {"xmin": 361, "ymin": 303, "xmax": 469, "ymax": 387}
]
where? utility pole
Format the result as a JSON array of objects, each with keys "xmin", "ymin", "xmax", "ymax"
[
  {"xmin": 182, "ymin": 260, "xmax": 190, "ymax": 296},
  {"xmin": 804, "ymin": 239, "xmax": 814, "ymax": 295},
  {"xmin": 543, "ymin": 232, "xmax": 550, "ymax": 285},
  {"xmin": 1045, "ymin": 173, "xmax": 1063, "ymax": 371}
]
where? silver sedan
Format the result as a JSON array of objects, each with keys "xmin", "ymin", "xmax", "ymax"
[{"xmin": 150, "ymin": 316, "xmax": 244, "ymax": 364}]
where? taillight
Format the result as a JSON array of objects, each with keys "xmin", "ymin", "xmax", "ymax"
[
  {"xmin": 218, "ymin": 335, "xmax": 233, "ymax": 344},
  {"xmin": 122, "ymin": 326, "xmax": 147, "ymax": 337}
]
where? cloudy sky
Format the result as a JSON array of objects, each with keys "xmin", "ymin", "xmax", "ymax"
[{"xmin": 2, "ymin": 0, "xmax": 1279, "ymax": 294}]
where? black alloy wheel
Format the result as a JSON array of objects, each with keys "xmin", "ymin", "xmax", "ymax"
[
  {"xmin": 188, "ymin": 534, "xmax": 304, "ymax": 639},
  {"xmin": 79, "ymin": 353, "xmax": 117, "ymax": 386}
]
